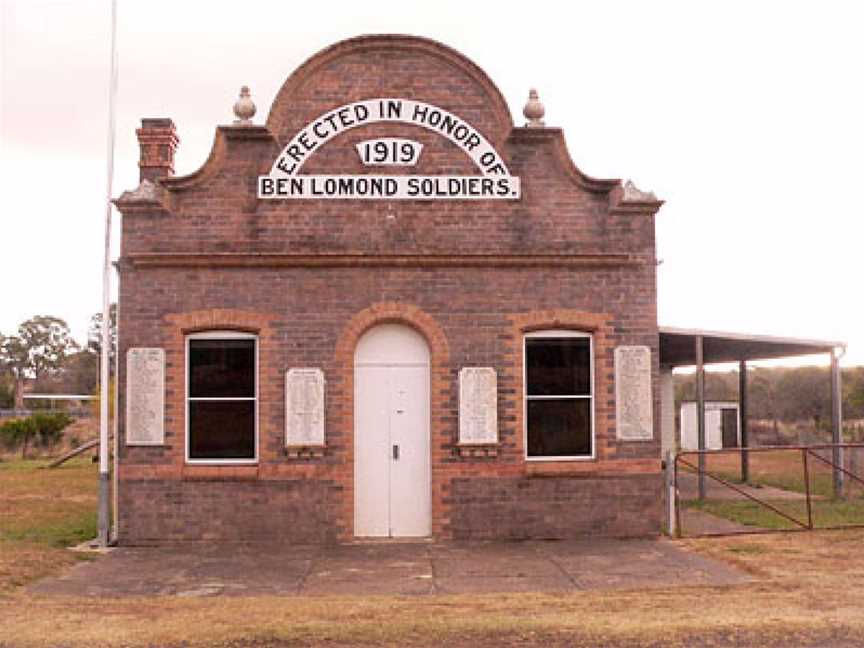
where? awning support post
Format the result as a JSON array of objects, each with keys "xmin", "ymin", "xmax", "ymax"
[
  {"xmin": 739, "ymin": 359, "xmax": 749, "ymax": 483},
  {"xmin": 664, "ymin": 450, "xmax": 677, "ymax": 536},
  {"xmin": 696, "ymin": 335, "xmax": 706, "ymax": 500},
  {"xmin": 831, "ymin": 348, "xmax": 844, "ymax": 499}
]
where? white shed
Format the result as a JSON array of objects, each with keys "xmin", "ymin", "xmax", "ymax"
[{"xmin": 679, "ymin": 401, "xmax": 740, "ymax": 450}]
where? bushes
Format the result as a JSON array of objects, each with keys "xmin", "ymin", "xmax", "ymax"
[
  {"xmin": 31, "ymin": 412, "xmax": 73, "ymax": 447},
  {"xmin": 0, "ymin": 412, "xmax": 73, "ymax": 458},
  {"xmin": 0, "ymin": 418, "xmax": 36, "ymax": 454}
]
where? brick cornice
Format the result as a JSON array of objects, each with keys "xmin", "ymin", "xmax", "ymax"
[{"xmin": 121, "ymin": 252, "xmax": 646, "ymax": 270}]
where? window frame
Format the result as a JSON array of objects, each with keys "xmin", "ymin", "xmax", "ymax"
[
  {"xmin": 523, "ymin": 329, "xmax": 595, "ymax": 462},
  {"xmin": 185, "ymin": 330, "xmax": 259, "ymax": 465}
]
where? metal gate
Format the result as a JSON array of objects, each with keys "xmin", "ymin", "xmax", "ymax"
[{"xmin": 667, "ymin": 443, "xmax": 864, "ymax": 538}]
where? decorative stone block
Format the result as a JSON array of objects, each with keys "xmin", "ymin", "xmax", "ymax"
[
  {"xmin": 125, "ymin": 348, "xmax": 165, "ymax": 446},
  {"xmin": 285, "ymin": 368, "xmax": 325, "ymax": 447},
  {"xmin": 458, "ymin": 367, "xmax": 498, "ymax": 445},
  {"xmin": 456, "ymin": 445, "xmax": 499, "ymax": 458},
  {"xmin": 615, "ymin": 346, "xmax": 653, "ymax": 440},
  {"xmin": 285, "ymin": 446, "xmax": 326, "ymax": 459}
]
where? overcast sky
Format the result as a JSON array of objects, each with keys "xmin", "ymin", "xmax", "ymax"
[{"xmin": 1, "ymin": 0, "xmax": 861, "ymax": 365}]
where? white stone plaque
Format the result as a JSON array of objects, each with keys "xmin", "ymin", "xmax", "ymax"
[
  {"xmin": 126, "ymin": 348, "xmax": 165, "ymax": 446},
  {"xmin": 285, "ymin": 368, "xmax": 325, "ymax": 447},
  {"xmin": 615, "ymin": 346, "xmax": 653, "ymax": 440},
  {"xmin": 458, "ymin": 367, "xmax": 498, "ymax": 445}
]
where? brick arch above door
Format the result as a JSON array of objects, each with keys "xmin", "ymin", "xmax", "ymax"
[{"xmin": 331, "ymin": 302, "xmax": 451, "ymax": 539}]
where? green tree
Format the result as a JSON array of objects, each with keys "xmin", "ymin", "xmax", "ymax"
[
  {"xmin": 0, "ymin": 316, "xmax": 77, "ymax": 410},
  {"xmin": 749, "ymin": 367, "xmax": 781, "ymax": 424},
  {"xmin": 845, "ymin": 367, "xmax": 864, "ymax": 417},
  {"xmin": 32, "ymin": 349, "xmax": 97, "ymax": 397},
  {"xmin": 0, "ymin": 333, "xmax": 13, "ymax": 408},
  {"xmin": 87, "ymin": 303, "xmax": 117, "ymax": 375},
  {"xmin": 776, "ymin": 366, "xmax": 831, "ymax": 429}
]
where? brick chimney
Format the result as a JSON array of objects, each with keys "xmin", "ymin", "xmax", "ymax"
[{"xmin": 136, "ymin": 118, "xmax": 179, "ymax": 183}]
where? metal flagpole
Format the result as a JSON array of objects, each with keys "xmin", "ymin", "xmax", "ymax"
[
  {"xmin": 112, "ymin": 301, "xmax": 120, "ymax": 542},
  {"xmin": 98, "ymin": 0, "xmax": 119, "ymax": 547}
]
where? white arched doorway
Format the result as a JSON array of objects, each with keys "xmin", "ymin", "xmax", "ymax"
[{"xmin": 354, "ymin": 323, "xmax": 431, "ymax": 537}]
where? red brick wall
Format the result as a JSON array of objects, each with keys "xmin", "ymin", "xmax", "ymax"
[{"xmin": 116, "ymin": 35, "xmax": 663, "ymax": 544}]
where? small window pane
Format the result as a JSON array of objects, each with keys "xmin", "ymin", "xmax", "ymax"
[
  {"xmin": 189, "ymin": 400, "xmax": 255, "ymax": 459},
  {"xmin": 189, "ymin": 339, "xmax": 255, "ymax": 398},
  {"xmin": 527, "ymin": 399, "xmax": 591, "ymax": 457},
  {"xmin": 526, "ymin": 338, "xmax": 591, "ymax": 396}
]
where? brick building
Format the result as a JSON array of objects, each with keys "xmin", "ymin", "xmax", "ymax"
[{"xmin": 115, "ymin": 34, "xmax": 665, "ymax": 544}]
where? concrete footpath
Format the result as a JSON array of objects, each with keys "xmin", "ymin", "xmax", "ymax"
[{"xmin": 30, "ymin": 538, "xmax": 747, "ymax": 597}]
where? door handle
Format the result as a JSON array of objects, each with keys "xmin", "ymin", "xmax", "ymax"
[{"xmin": 392, "ymin": 444, "xmax": 399, "ymax": 460}]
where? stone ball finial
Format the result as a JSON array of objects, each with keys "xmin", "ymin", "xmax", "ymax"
[
  {"xmin": 523, "ymin": 88, "xmax": 545, "ymax": 127},
  {"xmin": 233, "ymin": 85, "xmax": 256, "ymax": 125}
]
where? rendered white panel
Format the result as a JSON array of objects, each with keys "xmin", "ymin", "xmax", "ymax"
[
  {"xmin": 260, "ymin": 98, "xmax": 521, "ymax": 201},
  {"xmin": 355, "ymin": 138, "xmax": 422, "ymax": 166},
  {"xmin": 126, "ymin": 348, "xmax": 165, "ymax": 446},
  {"xmin": 268, "ymin": 98, "xmax": 512, "ymax": 177},
  {"xmin": 258, "ymin": 175, "xmax": 520, "ymax": 200},
  {"xmin": 285, "ymin": 368, "xmax": 325, "ymax": 447},
  {"xmin": 458, "ymin": 367, "xmax": 498, "ymax": 445},
  {"xmin": 615, "ymin": 346, "xmax": 653, "ymax": 440}
]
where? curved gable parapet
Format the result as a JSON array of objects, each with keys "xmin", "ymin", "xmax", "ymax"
[
  {"xmin": 158, "ymin": 127, "xmax": 230, "ymax": 193},
  {"xmin": 507, "ymin": 127, "xmax": 620, "ymax": 195},
  {"xmin": 266, "ymin": 34, "xmax": 514, "ymax": 148},
  {"xmin": 156, "ymin": 125, "xmax": 278, "ymax": 203}
]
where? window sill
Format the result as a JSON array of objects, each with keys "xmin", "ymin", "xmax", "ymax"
[{"xmin": 525, "ymin": 455, "xmax": 595, "ymax": 462}]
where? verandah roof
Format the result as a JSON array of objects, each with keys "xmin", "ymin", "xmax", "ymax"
[{"xmin": 659, "ymin": 326, "xmax": 845, "ymax": 367}]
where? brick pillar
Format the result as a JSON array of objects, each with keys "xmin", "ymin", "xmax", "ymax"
[{"xmin": 136, "ymin": 118, "xmax": 179, "ymax": 183}]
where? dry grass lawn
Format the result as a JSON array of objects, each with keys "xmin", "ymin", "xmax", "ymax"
[
  {"xmin": 0, "ymin": 458, "xmax": 97, "ymax": 591},
  {"xmin": 2, "ymin": 458, "xmax": 864, "ymax": 647}
]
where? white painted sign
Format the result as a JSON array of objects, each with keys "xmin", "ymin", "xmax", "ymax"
[
  {"xmin": 259, "ymin": 98, "xmax": 520, "ymax": 200},
  {"xmin": 260, "ymin": 175, "xmax": 517, "ymax": 200},
  {"xmin": 614, "ymin": 346, "xmax": 653, "ymax": 441},
  {"xmin": 285, "ymin": 368, "xmax": 325, "ymax": 446},
  {"xmin": 356, "ymin": 138, "xmax": 422, "ymax": 166},
  {"xmin": 458, "ymin": 367, "xmax": 498, "ymax": 445},
  {"xmin": 126, "ymin": 348, "xmax": 165, "ymax": 446}
]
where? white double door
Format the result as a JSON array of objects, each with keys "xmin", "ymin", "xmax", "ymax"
[{"xmin": 354, "ymin": 324, "xmax": 431, "ymax": 537}]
